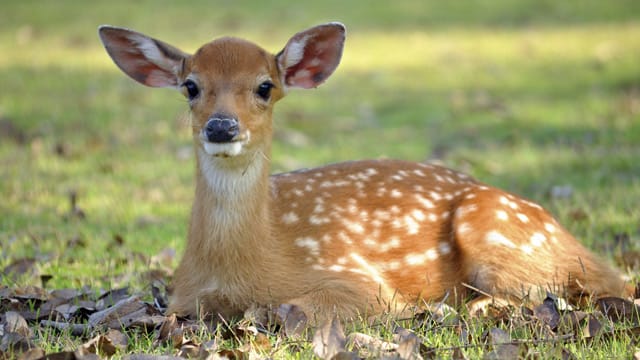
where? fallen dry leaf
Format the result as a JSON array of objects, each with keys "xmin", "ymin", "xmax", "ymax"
[
  {"xmin": 95, "ymin": 287, "xmax": 130, "ymax": 310},
  {"xmin": 123, "ymin": 355, "xmax": 184, "ymax": 360},
  {"xmin": 394, "ymin": 326, "xmax": 425, "ymax": 360},
  {"xmin": 596, "ymin": 297, "xmax": 640, "ymax": 323},
  {"xmin": 483, "ymin": 327, "xmax": 521, "ymax": 360},
  {"xmin": 557, "ymin": 310, "xmax": 588, "ymax": 335},
  {"xmin": 80, "ymin": 329, "xmax": 128, "ymax": 357},
  {"xmin": 88, "ymin": 295, "xmax": 149, "ymax": 329},
  {"xmin": 0, "ymin": 331, "xmax": 37, "ymax": 355},
  {"xmin": 39, "ymin": 320, "xmax": 89, "ymax": 336},
  {"xmin": 16, "ymin": 347, "xmax": 45, "ymax": 360},
  {"xmin": 4, "ymin": 311, "xmax": 32, "ymax": 338},
  {"xmin": 347, "ymin": 332, "xmax": 398, "ymax": 353},
  {"xmin": 451, "ymin": 347, "xmax": 467, "ymax": 360},
  {"xmin": 1, "ymin": 258, "xmax": 37, "ymax": 283},
  {"xmin": 156, "ymin": 313, "xmax": 179, "ymax": 344},
  {"xmin": 312, "ymin": 316, "xmax": 346, "ymax": 359},
  {"xmin": 544, "ymin": 345, "xmax": 577, "ymax": 360},
  {"xmin": 582, "ymin": 315, "xmax": 603, "ymax": 338},
  {"xmin": 274, "ymin": 303, "xmax": 308, "ymax": 339},
  {"xmin": 534, "ymin": 296, "xmax": 560, "ymax": 330}
]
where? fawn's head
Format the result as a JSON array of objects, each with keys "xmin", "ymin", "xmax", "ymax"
[{"xmin": 99, "ymin": 24, "xmax": 345, "ymax": 163}]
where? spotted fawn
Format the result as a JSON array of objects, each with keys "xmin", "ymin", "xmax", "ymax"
[{"xmin": 98, "ymin": 23, "xmax": 631, "ymax": 321}]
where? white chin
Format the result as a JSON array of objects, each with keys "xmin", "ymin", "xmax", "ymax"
[{"xmin": 202, "ymin": 141, "xmax": 243, "ymax": 157}]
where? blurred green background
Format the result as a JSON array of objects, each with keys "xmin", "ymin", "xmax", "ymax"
[{"xmin": 1, "ymin": 1, "xmax": 639, "ymax": 288}]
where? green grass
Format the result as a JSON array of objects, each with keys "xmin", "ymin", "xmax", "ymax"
[{"xmin": 1, "ymin": 0, "xmax": 639, "ymax": 357}]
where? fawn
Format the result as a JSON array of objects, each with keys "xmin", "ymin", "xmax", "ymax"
[{"xmin": 99, "ymin": 23, "xmax": 631, "ymax": 321}]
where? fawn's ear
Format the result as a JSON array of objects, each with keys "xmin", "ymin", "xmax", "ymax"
[
  {"xmin": 98, "ymin": 25, "xmax": 189, "ymax": 88},
  {"xmin": 277, "ymin": 23, "xmax": 345, "ymax": 89}
]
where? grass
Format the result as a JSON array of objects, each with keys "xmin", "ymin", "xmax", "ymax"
[{"xmin": 1, "ymin": 0, "xmax": 639, "ymax": 357}]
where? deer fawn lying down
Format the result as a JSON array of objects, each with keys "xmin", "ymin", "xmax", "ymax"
[{"xmin": 99, "ymin": 23, "xmax": 631, "ymax": 320}]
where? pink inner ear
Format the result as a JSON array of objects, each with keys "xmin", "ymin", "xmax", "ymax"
[
  {"xmin": 100, "ymin": 28, "xmax": 183, "ymax": 88},
  {"xmin": 282, "ymin": 25, "xmax": 344, "ymax": 89}
]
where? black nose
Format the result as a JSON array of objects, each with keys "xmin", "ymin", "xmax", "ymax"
[{"xmin": 205, "ymin": 116, "xmax": 239, "ymax": 143}]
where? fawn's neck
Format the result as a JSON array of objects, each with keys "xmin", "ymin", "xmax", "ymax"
[{"xmin": 193, "ymin": 147, "xmax": 273, "ymax": 253}]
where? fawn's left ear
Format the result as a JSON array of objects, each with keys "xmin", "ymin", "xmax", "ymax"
[{"xmin": 277, "ymin": 22, "xmax": 346, "ymax": 89}]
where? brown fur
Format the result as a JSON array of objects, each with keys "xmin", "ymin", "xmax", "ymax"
[{"xmin": 98, "ymin": 24, "xmax": 632, "ymax": 322}]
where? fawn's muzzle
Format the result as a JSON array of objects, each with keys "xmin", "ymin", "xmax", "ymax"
[{"xmin": 205, "ymin": 116, "xmax": 240, "ymax": 143}]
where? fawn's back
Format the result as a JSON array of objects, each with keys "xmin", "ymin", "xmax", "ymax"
[{"xmin": 98, "ymin": 23, "xmax": 630, "ymax": 320}]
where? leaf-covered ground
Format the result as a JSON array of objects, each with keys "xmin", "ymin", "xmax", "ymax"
[{"xmin": 2, "ymin": 275, "xmax": 640, "ymax": 358}]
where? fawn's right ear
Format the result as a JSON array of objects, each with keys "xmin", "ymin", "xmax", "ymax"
[{"xmin": 98, "ymin": 25, "xmax": 189, "ymax": 88}]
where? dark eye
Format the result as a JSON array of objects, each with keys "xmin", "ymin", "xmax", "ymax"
[
  {"xmin": 256, "ymin": 81, "xmax": 274, "ymax": 101},
  {"xmin": 182, "ymin": 79, "xmax": 199, "ymax": 100}
]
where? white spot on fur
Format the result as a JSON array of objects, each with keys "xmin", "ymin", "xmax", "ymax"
[
  {"xmin": 365, "ymin": 168, "xmax": 378, "ymax": 176},
  {"xmin": 337, "ymin": 231, "xmax": 353, "ymax": 245},
  {"xmin": 544, "ymin": 222, "xmax": 556, "ymax": 233},
  {"xmin": 520, "ymin": 244, "xmax": 534, "ymax": 255},
  {"xmin": 516, "ymin": 213, "xmax": 529, "ymax": 223},
  {"xmin": 309, "ymin": 215, "xmax": 331, "ymax": 225},
  {"xmin": 439, "ymin": 242, "xmax": 452, "ymax": 255},
  {"xmin": 530, "ymin": 232, "xmax": 546, "ymax": 247},
  {"xmin": 485, "ymin": 230, "xmax": 516, "ymax": 248},
  {"xmin": 412, "ymin": 209, "xmax": 426, "ymax": 221},
  {"xmin": 364, "ymin": 238, "xmax": 377, "ymax": 247},
  {"xmin": 313, "ymin": 203, "xmax": 325, "ymax": 214},
  {"xmin": 391, "ymin": 189, "xmax": 403, "ymax": 198},
  {"xmin": 499, "ymin": 196, "xmax": 509, "ymax": 205},
  {"xmin": 404, "ymin": 215, "xmax": 420, "ymax": 235},
  {"xmin": 458, "ymin": 222, "xmax": 472, "ymax": 235},
  {"xmin": 374, "ymin": 210, "xmax": 391, "ymax": 221},
  {"xmin": 350, "ymin": 253, "xmax": 385, "ymax": 284},
  {"xmin": 496, "ymin": 210, "xmax": 509, "ymax": 221},
  {"xmin": 523, "ymin": 200, "xmax": 543, "ymax": 209},
  {"xmin": 455, "ymin": 204, "xmax": 478, "ymax": 219},
  {"xmin": 329, "ymin": 264, "xmax": 344, "ymax": 272},
  {"xmin": 405, "ymin": 253, "xmax": 425, "ymax": 266},
  {"xmin": 282, "ymin": 212, "xmax": 299, "ymax": 225},
  {"xmin": 380, "ymin": 237, "xmax": 401, "ymax": 251},
  {"xmin": 343, "ymin": 219, "xmax": 365, "ymax": 234},
  {"xmin": 414, "ymin": 169, "xmax": 426, "ymax": 177},
  {"xmin": 387, "ymin": 261, "xmax": 401, "ymax": 271},
  {"xmin": 416, "ymin": 194, "xmax": 435, "ymax": 209},
  {"xmin": 405, "ymin": 248, "xmax": 439, "ymax": 265},
  {"xmin": 295, "ymin": 237, "xmax": 320, "ymax": 256},
  {"xmin": 429, "ymin": 191, "xmax": 442, "ymax": 201}
]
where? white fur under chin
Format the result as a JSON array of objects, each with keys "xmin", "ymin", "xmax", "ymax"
[{"xmin": 202, "ymin": 141, "xmax": 243, "ymax": 157}]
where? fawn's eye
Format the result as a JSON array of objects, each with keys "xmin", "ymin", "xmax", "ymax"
[
  {"xmin": 256, "ymin": 81, "xmax": 274, "ymax": 101},
  {"xmin": 182, "ymin": 79, "xmax": 200, "ymax": 100}
]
